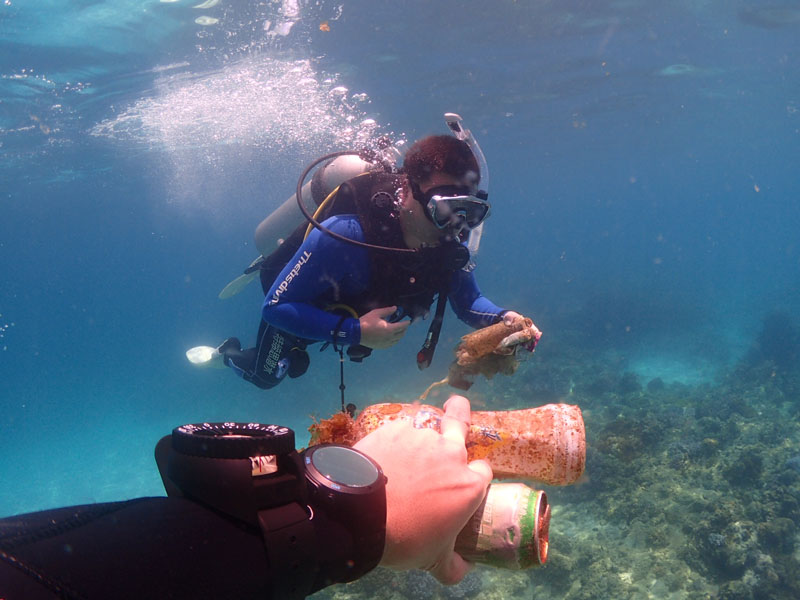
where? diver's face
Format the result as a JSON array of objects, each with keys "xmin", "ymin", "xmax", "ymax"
[
  {"xmin": 402, "ymin": 174, "xmax": 450, "ymax": 244},
  {"xmin": 401, "ymin": 172, "xmax": 475, "ymax": 247},
  {"xmin": 416, "ymin": 173, "xmax": 475, "ymax": 241}
]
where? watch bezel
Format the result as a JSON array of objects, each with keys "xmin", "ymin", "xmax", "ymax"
[{"xmin": 172, "ymin": 422, "xmax": 295, "ymax": 458}]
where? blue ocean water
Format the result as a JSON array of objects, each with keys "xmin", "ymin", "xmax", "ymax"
[{"xmin": 1, "ymin": 0, "xmax": 799, "ymax": 597}]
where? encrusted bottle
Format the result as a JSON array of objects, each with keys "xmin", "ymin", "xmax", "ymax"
[{"xmin": 312, "ymin": 402, "xmax": 585, "ymax": 486}]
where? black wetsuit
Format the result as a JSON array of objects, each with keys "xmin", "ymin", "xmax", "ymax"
[
  {"xmin": 0, "ymin": 494, "xmax": 377, "ymax": 599},
  {"xmin": 0, "ymin": 498, "xmax": 274, "ymax": 599}
]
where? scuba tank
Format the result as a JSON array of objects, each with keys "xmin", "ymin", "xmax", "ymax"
[
  {"xmin": 219, "ymin": 143, "xmax": 400, "ymax": 300},
  {"xmin": 254, "ymin": 153, "xmax": 395, "ymax": 257}
]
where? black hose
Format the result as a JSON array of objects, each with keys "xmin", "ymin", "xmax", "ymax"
[{"xmin": 295, "ymin": 151, "xmax": 418, "ymax": 254}]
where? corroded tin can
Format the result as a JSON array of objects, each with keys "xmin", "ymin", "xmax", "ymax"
[{"xmin": 455, "ymin": 482, "xmax": 550, "ymax": 569}]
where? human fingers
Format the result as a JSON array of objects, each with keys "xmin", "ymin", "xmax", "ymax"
[
  {"xmin": 378, "ymin": 320, "xmax": 409, "ymax": 347},
  {"xmin": 387, "ymin": 319, "xmax": 410, "ymax": 334},
  {"xmin": 372, "ymin": 305, "xmax": 398, "ymax": 319},
  {"xmin": 466, "ymin": 458, "xmax": 493, "ymax": 483},
  {"xmin": 443, "ymin": 394, "xmax": 471, "ymax": 421},
  {"xmin": 428, "ymin": 550, "xmax": 473, "ymax": 585},
  {"xmin": 502, "ymin": 310, "xmax": 521, "ymax": 326},
  {"xmin": 441, "ymin": 395, "xmax": 471, "ymax": 444}
]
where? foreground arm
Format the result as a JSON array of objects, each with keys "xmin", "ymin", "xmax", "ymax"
[
  {"xmin": 0, "ymin": 497, "xmax": 272, "ymax": 600},
  {"xmin": 449, "ymin": 269, "xmax": 542, "ymax": 349},
  {"xmin": 448, "ymin": 268, "xmax": 505, "ymax": 328},
  {"xmin": 0, "ymin": 396, "xmax": 490, "ymax": 598}
]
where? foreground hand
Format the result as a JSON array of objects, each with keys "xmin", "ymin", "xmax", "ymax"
[
  {"xmin": 354, "ymin": 395, "xmax": 493, "ymax": 584},
  {"xmin": 359, "ymin": 306, "xmax": 410, "ymax": 349}
]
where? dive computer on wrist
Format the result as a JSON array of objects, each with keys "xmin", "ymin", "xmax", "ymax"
[{"xmin": 155, "ymin": 422, "xmax": 386, "ymax": 599}]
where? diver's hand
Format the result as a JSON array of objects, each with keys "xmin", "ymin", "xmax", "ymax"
[
  {"xmin": 501, "ymin": 310, "xmax": 542, "ymax": 351},
  {"xmin": 358, "ymin": 306, "xmax": 410, "ymax": 349},
  {"xmin": 354, "ymin": 395, "xmax": 493, "ymax": 584}
]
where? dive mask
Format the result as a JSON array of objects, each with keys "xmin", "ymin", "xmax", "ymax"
[{"xmin": 415, "ymin": 182, "xmax": 491, "ymax": 231}]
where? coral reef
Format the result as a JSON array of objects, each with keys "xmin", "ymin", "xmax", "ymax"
[
  {"xmin": 310, "ymin": 314, "xmax": 800, "ymax": 600},
  {"xmin": 746, "ymin": 310, "xmax": 800, "ymax": 371}
]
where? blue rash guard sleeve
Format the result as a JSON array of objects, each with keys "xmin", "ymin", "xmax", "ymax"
[
  {"xmin": 262, "ymin": 215, "xmax": 370, "ymax": 345},
  {"xmin": 448, "ymin": 267, "xmax": 506, "ymax": 329}
]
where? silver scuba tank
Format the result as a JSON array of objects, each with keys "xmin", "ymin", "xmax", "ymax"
[
  {"xmin": 254, "ymin": 154, "xmax": 393, "ymax": 257},
  {"xmin": 219, "ymin": 150, "xmax": 398, "ymax": 299}
]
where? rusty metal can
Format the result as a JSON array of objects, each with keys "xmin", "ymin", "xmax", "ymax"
[{"xmin": 455, "ymin": 482, "xmax": 550, "ymax": 569}]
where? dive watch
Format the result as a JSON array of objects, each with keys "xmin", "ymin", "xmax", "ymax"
[{"xmin": 156, "ymin": 421, "xmax": 386, "ymax": 599}]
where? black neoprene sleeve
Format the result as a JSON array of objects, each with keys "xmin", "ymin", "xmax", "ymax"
[{"xmin": 0, "ymin": 497, "xmax": 291, "ymax": 599}]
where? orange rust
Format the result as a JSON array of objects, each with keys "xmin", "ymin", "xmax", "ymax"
[
  {"xmin": 308, "ymin": 402, "xmax": 586, "ymax": 486},
  {"xmin": 308, "ymin": 412, "xmax": 356, "ymax": 445}
]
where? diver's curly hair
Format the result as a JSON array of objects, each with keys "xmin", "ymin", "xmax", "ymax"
[{"xmin": 402, "ymin": 135, "xmax": 479, "ymax": 185}]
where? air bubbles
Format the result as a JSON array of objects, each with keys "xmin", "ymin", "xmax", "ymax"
[
  {"xmin": 150, "ymin": 62, "xmax": 191, "ymax": 74},
  {"xmin": 263, "ymin": 1, "xmax": 300, "ymax": 38},
  {"xmin": 89, "ymin": 56, "xmax": 386, "ymax": 215},
  {"xmin": 657, "ymin": 64, "xmax": 697, "ymax": 77},
  {"xmin": 0, "ymin": 315, "xmax": 13, "ymax": 342},
  {"xmin": 195, "ymin": 16, "xmax": 219, "ymax": 26}
]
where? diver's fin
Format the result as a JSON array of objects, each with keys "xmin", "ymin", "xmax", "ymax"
[
  {"xmin": 186, "ymin": 345, "xmax": 227, "ymax": 369},
  {"xmin": 218, "ymin": 271, "xmax": 259, "ymax": 299},
  {"xmin": 218, "ymin": 256, "xmax": 263, "ymax": 299}
]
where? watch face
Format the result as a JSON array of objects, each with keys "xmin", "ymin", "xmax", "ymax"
[{"xmin": 307, "ymin": 445, "xmax": 380, "ymax": 488}]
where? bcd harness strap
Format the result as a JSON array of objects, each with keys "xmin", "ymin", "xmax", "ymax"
[{"xmin": 416, "ymin": 287, "xmax": 448, "ymax": 370}]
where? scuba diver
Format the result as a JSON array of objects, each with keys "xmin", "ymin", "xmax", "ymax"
[
  {"xmin": 186, "ymin": 114, "xmax": 540, "ymax": 399},
  {"xmin": 0, "ymin": 395, "xmax": 493, "ymax": 599}
]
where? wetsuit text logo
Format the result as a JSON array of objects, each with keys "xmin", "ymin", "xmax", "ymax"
[
  {"xmin": 264, "ymin": 333, "xmax": 284, "ymax": 375},
  {"xmin": 269, "ymin": 251, "xmax": 311, "ymax": 305}
]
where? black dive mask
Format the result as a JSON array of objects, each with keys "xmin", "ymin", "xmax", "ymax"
[{"xmin": 410, "ymin": 180, "xmax": 491, "ymax": 231}]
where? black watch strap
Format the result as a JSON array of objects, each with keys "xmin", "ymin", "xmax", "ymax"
[{"xmin": 304, "ymin": 445, "xmax": 387, "ymax": 586}]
